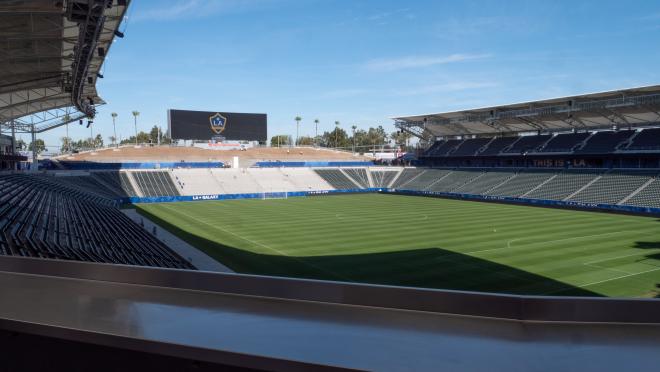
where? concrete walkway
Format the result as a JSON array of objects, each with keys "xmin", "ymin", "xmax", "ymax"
[{"xmin": 122, "ymin": 209, "xmax": 232, "ymax": 273}]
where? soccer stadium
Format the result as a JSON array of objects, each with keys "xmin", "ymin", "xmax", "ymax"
[{"xmin": 1, "ymin": 1, "xmax": 660, "ymax": 371}]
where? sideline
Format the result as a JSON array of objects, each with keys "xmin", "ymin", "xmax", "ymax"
[
  {"xmin": 123, "ymin": 209, "xmax": 232, "ymax": 273},
  {"xmin": 159, "ymin": 204, "xmax": 352, "ymax": 281}
]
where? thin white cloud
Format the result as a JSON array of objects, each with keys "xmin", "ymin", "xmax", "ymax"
[
  {"xmin": 637, "ymin": 12, "xmax": 660, "ymax": 21},
  {"xmin": 132, "ymin": 0, "xmax": 277, "ymax": 22},
  {"xmin": 366, "ymin": 8, "xmax": 410, "ymax": 21},
  {"xmin": 364, "ymin": 53, "xmax": 491, "ymax": 72},
  {"xmin": 320, "ymin": 88, "xmax": 369, "ymax": 99},
  {"xmin": 395, "ymin": 81, "xmax": 498, "ymax": 96}
]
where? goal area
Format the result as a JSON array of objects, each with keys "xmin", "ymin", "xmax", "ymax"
[{"xmin": 261, "ymin": 191, "xmax": 288, "ymax": 200}]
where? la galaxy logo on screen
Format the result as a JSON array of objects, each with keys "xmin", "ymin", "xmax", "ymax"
[{"xmin": 209, "ymin": 113, "xmax": 227, "ymax": 134}]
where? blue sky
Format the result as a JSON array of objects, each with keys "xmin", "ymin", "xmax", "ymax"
[{"xmin": 37, "ymin": 0, "xmax": 660, "ymax": 149}]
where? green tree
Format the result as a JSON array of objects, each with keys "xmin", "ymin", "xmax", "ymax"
[
  {"xmin": 320, "ymin": 127, "xmax": 349, "ymax": 148},
  {"xmin": 366, "ymin": 126, "xmax": 388, "ymax": 148},
  {"xmin": 120, "ymin": 131, "xmax": 151, "ymax": 145},
  {"xmin": 313, "ymin": 119, "xmax": 320, "ymax": 145},
  {"xmin": 161, "ymin": 128, "xmax": 172, "ymax": 144},
  {"xmin": 93, "ymin": 134, "xmax": 104, "ymax": 148},
  {"xmin": 297, "ymin": 136, "xmax": 315, "ymax": 146},
  {"xmin": 149, "ymin": 125, "xmax": 161, "ymax": 144},
  {"xmin": 60, "ymin": 137, "xmax": 72, "ymax": 153},
  {"xmin": 270, "ymin": 135, "xmax": 290, "ymax": 147},
  {"xmin": 131, "ymin": 110, "xmax": 140, "ymax": 145},
  {"xmin": 390, "ymin": 130, "xmax": 412, "ymax": 150},
  {"xmin": 28, "ymin": 139, "xmax": 46, "ymax": 155}
]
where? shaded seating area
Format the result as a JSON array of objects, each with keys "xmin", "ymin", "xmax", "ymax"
[
  {"xmin": 424, "ymin": 140, "xmax": 463, "ymax": 157},
  {"xmin": 451, "ymin": 138, "xmax": 493, "ymax": 156},
  {"xmin": 0, "ymin": 174, "xmax": 193, "ymax": 269},
  {"xmin": 132, "ymin": 171, "xmax": 180, "ymax": 197},
  {"xmin": 390, "ymin": 168, "xmax": 426, "ymax": 188},
  {"xmin": 479, "ymin": 137, "xmax": 519, "ymax": 155},
  {"xmin": 370, "ymin": 170, "xmax": 399, "ymax": 188},
  {"xmin": 536, "ymin": 132, "xmax": 591, "ymax": 153},
  {"xmin": 314, "ymin": 169, "xmax": 359, "ymax": 189},
  {"xmin": 575, "ymin": 130, "xmax": 635, "ymax": 154},
  {"xmin": 93, "ymin": 171, "xmax": 138, "ymax": 197},
  {"xmin": 502, "ymin": 135, "xmax": 552, "ymax": 154},
  {"xmin": 624, "ymin": 128, "xmax": 660, "ymax": 151},
  {"xmin": 343, "ymin": 168, "xmax": 370, "ymax": 188}
]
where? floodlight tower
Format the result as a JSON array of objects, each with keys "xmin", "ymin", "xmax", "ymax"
[
  {"xmin": 294, "ymin": 116, "xmax": 302, "ymax": 146},
  {"xmin": 131, "ymin": 110, "xmax": 139, "ymax": 146},
  {"xmin": 351, "ymin": 125, "xmax": 357, "ymax": 154},
  {"xmin": 111, "ymin": 112, "xmax": 118, "ymax": 148}
]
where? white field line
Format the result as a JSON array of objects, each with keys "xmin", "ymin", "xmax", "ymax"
[
  {"xmin": 467, "ymin": 231, "xmax": 628, "ymax": 255},
  {"xmin": 583, "ymin": 250, "xmax": 657, "ymax": 265},
  {"xmin": 555, "ymin": 266, "xmax": 660, "ymax": 293},
  {"xmin": 160, "ymin": 204, "xmax": 352, "ymax": 281},
  {"xmin": 583, "ymin": 263, "xmax": 633, "ymax": 275}
]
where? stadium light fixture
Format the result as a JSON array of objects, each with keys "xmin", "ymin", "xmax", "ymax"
[{"xmin": 114, "ymin": 30, "xmax": 125, "ymax": 38}]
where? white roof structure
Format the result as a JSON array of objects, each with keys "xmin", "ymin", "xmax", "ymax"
[
  {"xmin": 0, "ymin": 0, "xmax": 128, "ymax": 134},
  {"xmin": 393, "ymin": 85, "xmax": 660, "ymax": 139}
]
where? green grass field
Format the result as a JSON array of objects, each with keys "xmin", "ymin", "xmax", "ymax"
[{"xmin": 137, "ymin": 194, "xmax": 660, "ymax": 297}]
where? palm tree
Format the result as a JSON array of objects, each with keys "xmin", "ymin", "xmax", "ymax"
[
  {"xmin": 294, "ymin": 116, "xmax": 302, "ymax": 146},
  {"xmin": 334, "ymin": 121, "xmax": 340, "ymax": 148},
  {"xmin": 131, "ymin": 111, "xmax": 139, "ymax": 146},
  {"xmin": 314, "ymin": 119, "xmax": 319, "ymax": 146},
  {"xmin": 61, "ymin": 114, "xmax": 71, "ymax": 153},
  {"xmin": 111, "ymin": 112, "xmax": 118, "ymax": 148},
  {"xmin": 351, "ymin": 125, "xmax": 357, "ymax": 153}
]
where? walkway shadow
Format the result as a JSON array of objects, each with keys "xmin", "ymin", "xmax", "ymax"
[
  {"xmin": 140, "ymin": 208, "xmax": 603, "ymax": 297},
  {"xmin": 634, "ymin": 241, "xmax": 660, "ymax": 249}
]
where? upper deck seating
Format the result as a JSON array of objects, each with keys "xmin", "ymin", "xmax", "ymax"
[
  {"xmin": 451, "ymin": 138, "xmax": 493, "ymax": 156},
  {"xmin": 479, "ymin": 137, "xmax": 519, "ymax": 155},
  {"xmin": 575, "ymin": 130, "xmax": 635, "ymax": 154},
  {"xmin": 624, "ymin": 128, "xmax": 660, "ymax": 151},
  {"xmin": 502, "ymin": 135, "xmax": 552, "ymax": 154},
  {"xmin": 537, "ymin": 132, "xmax": 591, "ymax": 153}
]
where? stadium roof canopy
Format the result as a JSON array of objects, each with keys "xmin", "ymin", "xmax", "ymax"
[
  {"xmin": 0, "ymin": 0, "xmax": 128, "ymax": 134},
  {"xmin": 393, "ymin": 85, "xmax": 660, "ymax": 139}
]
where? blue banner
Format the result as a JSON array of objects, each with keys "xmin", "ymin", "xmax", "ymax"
[
  {"xmin": 59, "ymin": 161, "xmax": 224, "ymax": 170},
  {"xmin": 121, "ymin": 186, "xmax": 660, "ymax": 216},
  {"xmin": 124, "ymin": 188, "xmax": 381, "ymax": 204}
]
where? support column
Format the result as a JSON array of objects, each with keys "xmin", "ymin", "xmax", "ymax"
[
  {"xmin": 11, "ymin": 120, "xmax": 17, "ymax": 170},
  {"xmin": 31, "ymin": 124, "xmax": 37, "ymax": 172}
]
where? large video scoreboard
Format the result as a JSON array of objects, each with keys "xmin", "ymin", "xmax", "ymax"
[{"xmin": 167, "ymin": 109, "xmax": 267, "ymax": 141}]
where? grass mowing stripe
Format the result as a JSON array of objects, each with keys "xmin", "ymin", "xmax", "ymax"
[
  {"xmin": 138, "ymin": 194, "xmax": 660, "ymax": 297},
  {"xmin": 158, "ymin": 203, "xmax": 352, "ymax": 280}
]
